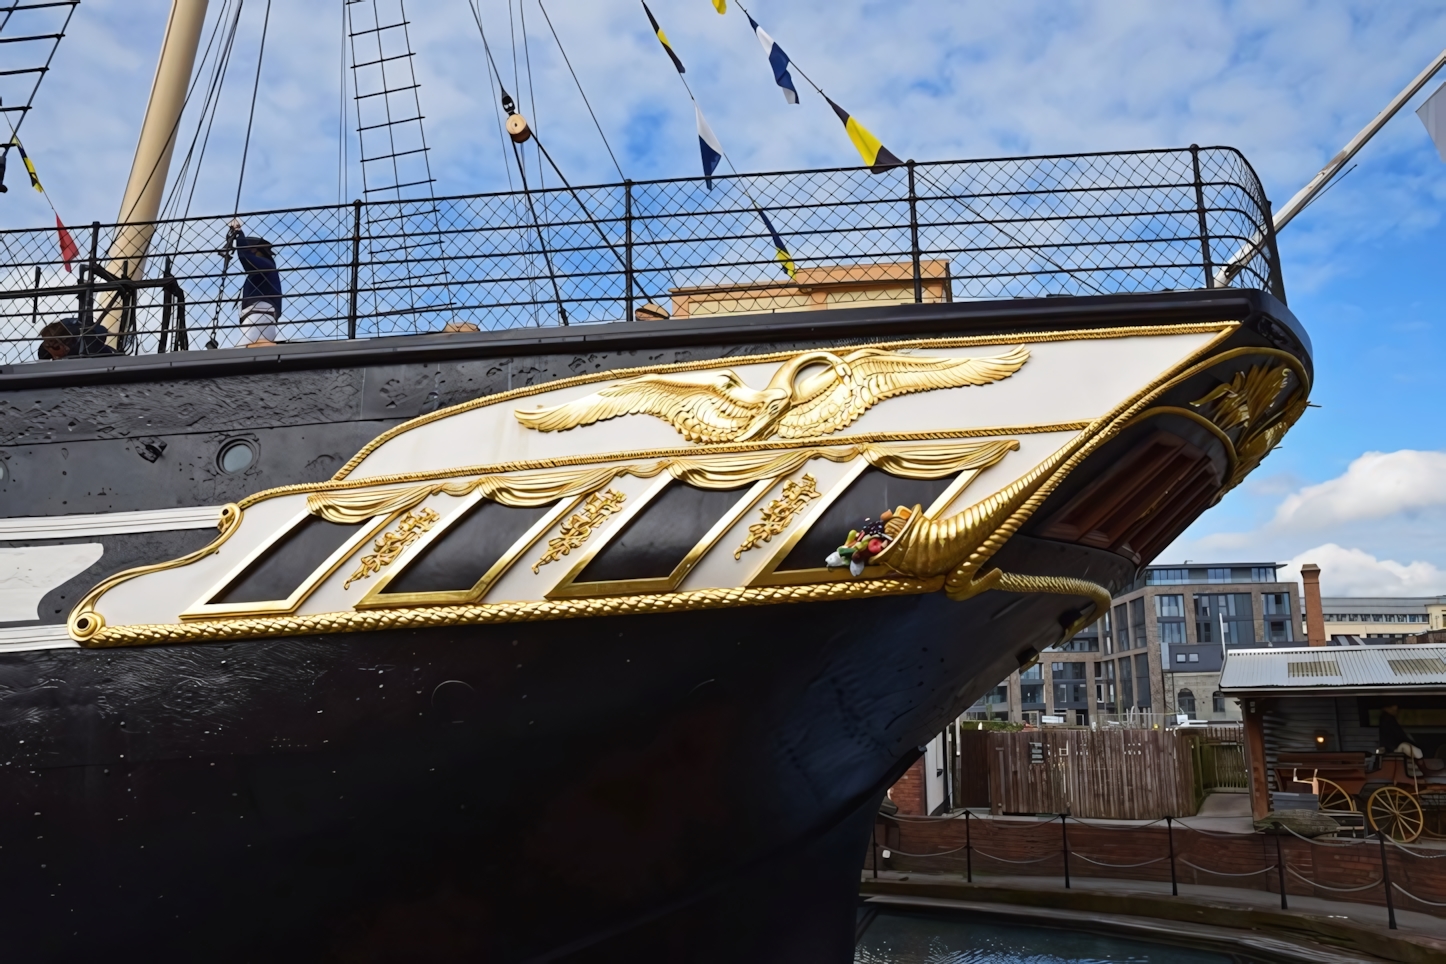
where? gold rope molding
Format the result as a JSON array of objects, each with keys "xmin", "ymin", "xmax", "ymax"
[{"xmin": 70, "ymin": 577, "xmax": 945, "ymax": 648}]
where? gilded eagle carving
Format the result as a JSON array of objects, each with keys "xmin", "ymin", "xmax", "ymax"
[{"xmin": 515, "ymin": 346, "xmax": 1030, "ymax": 443}]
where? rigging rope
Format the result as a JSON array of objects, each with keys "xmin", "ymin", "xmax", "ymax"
[
  {"xmin": 536, "ymin": 0, "xmax": 623, "ymax": 180},
  {"xmin": 232, "ymin": 0, "xmax": 271, "ymax": 214},
  {"xmin": 160, "ymin": 0, "xmax": 246, "ymax": 223}
]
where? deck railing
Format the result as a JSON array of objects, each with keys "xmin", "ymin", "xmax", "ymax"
[{"xmin": 0, "ymin": 146, "xmax": 1283, "ymax": 365}]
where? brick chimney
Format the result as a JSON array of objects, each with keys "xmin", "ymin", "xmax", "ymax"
[{"xmin": 1300, "ymin": 563, "xmax": 1326, "ymax": 646}]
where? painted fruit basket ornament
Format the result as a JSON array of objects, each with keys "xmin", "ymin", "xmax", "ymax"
[{"xmin": 825, "ymin": 506, "xmax": 913, "ymax": 577}]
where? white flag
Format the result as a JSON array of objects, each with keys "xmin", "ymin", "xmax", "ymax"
[{"xmin": 1416, "ymin": 81, "xmax": 1446, "ymax": 163}]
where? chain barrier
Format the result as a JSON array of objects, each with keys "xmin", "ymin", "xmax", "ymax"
[
  {"xmin": 1177, "ymin": 858, "xmax": 1278, "ymax": 877},
  {"xmin": 1284, "ymin": 866, "xmax": 1383, "ymax": 893},
  {"xmin": 1393, "ymin": 882, "xmax": 1446, "ymax": 907}
]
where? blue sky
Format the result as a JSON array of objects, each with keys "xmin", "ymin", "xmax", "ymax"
[{"xmin": 4, "ymin": 1, "xmax": 1446, "ymax": 595}]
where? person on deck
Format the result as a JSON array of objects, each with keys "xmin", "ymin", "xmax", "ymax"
[
  {"xmin": 38, "ymin": 318, "xmax": 116, "ymax": 360},
  {"xmin": 228, "ymin": 219, "xmax": 282, "ymax": 346}
]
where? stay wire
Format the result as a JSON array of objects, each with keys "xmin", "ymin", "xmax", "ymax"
[
  {"xmin": 162, "ymin": 0, "xmax": 245, "ymax": 223},
  {"xmin": 465, "ymin": 0, "xmax": 516, "ymax": 192},
  {"xmin": 536, "ymin": 0, "xmax": 623, "ymax": 180},
  {"xmin": 119, "ymin": 0, "xmax": 242, "ymax": 224},
  {"xmin": 233, "ymin": 0, "xmax": 271, "ymax": 215}
]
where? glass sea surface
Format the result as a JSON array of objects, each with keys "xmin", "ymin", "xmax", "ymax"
[{"xmin": 855, "ymin": 910, "xmax": 1236, "ymax": 964}]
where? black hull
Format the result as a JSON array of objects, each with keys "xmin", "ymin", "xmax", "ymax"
[
  {"xmin": 0, "ymin": 537, "xmax": 1127, "ymax": 961},
  {"xmin": 0, "ymin": 290, "xmax": 1310, "ymax": 961}
]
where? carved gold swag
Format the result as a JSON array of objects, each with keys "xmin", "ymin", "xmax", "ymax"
[{"xmin": 514, "ymin": 346, "xmax": 1030, "ymax": 443}]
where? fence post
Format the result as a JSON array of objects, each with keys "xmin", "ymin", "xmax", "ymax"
[
  {"xmin": 1189, "ymin": 144, "xmax": 1214, "ymax": 289},
  {"xmin": 82, "ymin": 221, "xmax": 100, "ymax": 341},
  {"xmin": 1060, "ymin": 812, "xmax": 1070, "ymax": 889},
  {"xmin": 31, "ymin": 265, "xmax": 40, "ymax": 333},
  {"xmin": 1166, "ymin": 815, "xmax": 1178, "ymax": 896},
  {"xmin": 907, "ymin": 160, "xmax": 922, "ymax": 304},
  {"xmin": 159, "ymin": 256, "xmax": 172, "ymax": 354},
  {"xmin": 624, "ymin": 179, "xmax": 635, "ymax": 323},
  {"xmin": 1273, "ymin": 832, "xmax": 1288, "ymax": 910},
  {"xmin": 347, "ymin": 199, "xmax": 362, "ymax": 340},
  {"xmin": 965, "ymin": 809, "xmax": 972, "ymax": 883},
  {"xmin": 1263, "ymin": 198, "xmax": 1287, "ymax": 304},
  {"xmin": 1377, "ymin": 831, "xmax": 1398, "ymax": 930}
]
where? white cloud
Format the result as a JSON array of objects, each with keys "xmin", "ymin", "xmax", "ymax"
[
  {"xmin": 1280, "ymin": 545, "xmax": 1446, "ymax": 596},
  {"xmin": 1270, "ymin": 450, "xmax": 1446, "ymax": 530}
]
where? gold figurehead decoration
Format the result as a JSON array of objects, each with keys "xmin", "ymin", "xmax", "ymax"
[{"xmin": 514, "ymin": 346, "xmax": 1031, "ymax": 443}]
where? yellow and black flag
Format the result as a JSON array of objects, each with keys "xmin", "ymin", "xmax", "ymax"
[
  {"xmin": 643, "ymin": 2, "xmax": 686, "ymax": 74},
  {"xmin": 11, "ymin": 136, "xmax": 44, "ymax": 192},
  {"xmin": 824, "ymin": 97, "xmax": 902, "ymax": 174},
  {"xmin": 758, "ymin": 210, "xmax": 797, "ymax": 280}
]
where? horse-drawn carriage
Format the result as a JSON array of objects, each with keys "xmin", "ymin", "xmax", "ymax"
[{"xmin": 1278, "ymin": 750, "xmax": 1446, "ymax": 842}]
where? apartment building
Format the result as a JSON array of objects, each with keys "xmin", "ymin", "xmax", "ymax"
[{"xmin": 966, "ymin": 562, "xmax": 1297, "ymax": 724}]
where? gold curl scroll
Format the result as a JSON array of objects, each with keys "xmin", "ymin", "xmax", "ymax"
[{"xmin": 951, "ymin": 568, "xmax": 1113, "ymax": 640}]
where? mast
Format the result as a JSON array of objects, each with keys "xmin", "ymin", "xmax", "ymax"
[{"xmin": 104, "ymin": 0, "xmax": 209, "ymax": 286}]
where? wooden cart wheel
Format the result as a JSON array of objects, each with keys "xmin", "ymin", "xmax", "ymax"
[
  {"xmin": 1367, "ymin": 786, "xmax": 1424, "ymax": 843},
  {"xmin": 1316, "ymin": 778, "xmax": 1356, "ymax": 813}
]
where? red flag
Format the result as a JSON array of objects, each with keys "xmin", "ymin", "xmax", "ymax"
[{"xmin": 56, "ymin": 216, "xmax": 78, "ymax": 273}]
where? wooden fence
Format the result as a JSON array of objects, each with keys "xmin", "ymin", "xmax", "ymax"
[{"xmin": 977, "ymin": 728, "xmax": 1198, "ymax": 819}]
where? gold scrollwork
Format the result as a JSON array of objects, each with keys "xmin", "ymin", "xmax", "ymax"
[
  {"xmin": 1190, "ymin": 361, "xmax": 1306, "ymax": 489},
  {"xmin": 343, "ymin": 508, "xmax": 441, "ymax": 589},
  {"xmin": 532, "ymin": 489, "xmax": 626, "ymax": 573},
  {"xmin": 735, "ymin": 474, "xmax": 821, "ymax": 559}
]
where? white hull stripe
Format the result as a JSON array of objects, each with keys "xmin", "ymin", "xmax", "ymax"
[
  {"xmin": 0, "ymin": 505, "xmax": 225, "ymax": 541},
  {"xmin": 0, "ymin": 623, "xmax": 79, "ymax": 652}
]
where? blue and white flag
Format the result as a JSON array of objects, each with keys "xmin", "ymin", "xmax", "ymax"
[
  {"xmin": 748, "ymin": 16, "xmax": 798, "ymax": 105},
  {"xmin": 696, "ymin": 104, "xmax": 724, "ymax": 188}
]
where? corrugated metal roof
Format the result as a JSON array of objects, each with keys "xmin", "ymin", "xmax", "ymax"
[{"xmin": 1219, "ymin": 644, "xmax": 1446, "ymax": 692}]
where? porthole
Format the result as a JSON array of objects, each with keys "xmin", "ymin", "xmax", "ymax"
[
  {"xmin": 217, "ymin": 438, "xmax": 257, "ymax": 474},
  {"xmin": 0, "ymin": 460, "xmax": 7, "ymax": 483}
]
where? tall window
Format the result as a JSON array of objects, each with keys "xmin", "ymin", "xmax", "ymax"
[
  {"xmin": 1177, "ymin": 688, "xmax": 1197, "ymax": 718},
  {"xmin": 1130, "ymin": 597, "xmax": 1147, "ymax": 650},
  {"xmin": 1155, "ymin": 593, "xmax": 1186, "ymax": 645},
  {"xmin": 1095, "ymin": 660, "xmax": 1116, "ymax": 712},
  {"xmin": 1020, "ymin": 682, "xmax": 1044, "ymax": 706},
  {"xmin": 1134, "ymin": 653, "xmax": 1151, "ymax": 708},
  {"xmin": 1262, "ymin": 592, "xmax": 1293, "ymax": 643},
  {"xmin": 1195, "ymin": 593, "xmax": 1256, "ymax": 645},
  {"xmin": 1113, "ymin": 603, "xmax": 1129, "ymax": 653},
  {"xmin": 1212, "ymin": 691, "xmax": 1226, "ymax": 713},
  {"xmin": 1118, "ymin": 658, "xmax": 1134, "ymax": 709}
]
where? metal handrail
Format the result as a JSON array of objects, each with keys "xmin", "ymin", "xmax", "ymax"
[{"xmin": 0, "ymin": 147, "xmax": 1281, "ymax": 363}]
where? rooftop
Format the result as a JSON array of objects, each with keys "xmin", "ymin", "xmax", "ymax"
[{"xmin": 1218, "ymin": 644, "xmax": 1446, "ymax": 694}]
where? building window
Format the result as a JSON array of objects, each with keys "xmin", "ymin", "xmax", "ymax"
[
  {"xmin": 1155, "ymin": 593, "xmax": 1185, "ymax": 646},
  {"xmin": 1134, "ymin": 653, "xmax": 1151, "ymax": 707},
  {"xmin": 1118, "ymin": 659, "xmax": 1134, "ymax": 709},
  {"xmin": 1188, "ymin": 653, "xmax": 1199, "ymax": 662},
  {"xmin": 1146, "ymin": 568, "xmax": 1190, "ymax": 585},
  {"xmin": 1178, "ymin": 689, "xmax": 1197, "ymax": 718},
  {"xmin": 1113, "ymin": 603, "xmax": 1128, "ymax": 653},
  {"xmin": 1207, "ymin": 568, "xmax": 1231, "ymax": 583},
  {"xmin": 1021, "ymin": 683, "xmax": 1044, "ymax": 706},
  {"xmin": 1250, "ymin": 567, "xmax": 1276, "ymax": 582},
  {"xmin": 1195, "ymin": 593, "xmax": 1256, "ymax": 645},
  {"xmin": 1021, "ymin": 663, "xmax": 1042, "ymax": 680},
  {"xmin": 1212, "ymin": 691, "xmax": 1226, "ymax": 713},
  {"xmin": 1129, "ymin": 597, "xmax": 1146, "ymax": 650},
  {"xmin": 1176, "ymin": 653, "xmax": 1186, "ymax": 663}
]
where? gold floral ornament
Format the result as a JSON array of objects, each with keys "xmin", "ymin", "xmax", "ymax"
[
  {"xmin": 532, "ymin": 489, "xmax": 626, "ymax": 573},
  {"xmin": 343, "ymin": 508, "xmax": 440, "ymax": 589},
  {"xmin": 1190, "ymin": 362, "xmax": 1304, "ymax": 488},
  {"xmin": 515, "ymin": 346, "xmax": 1029, "ymax": 443},
  {"xmin": 734, "ymin": 474, "xmax": 821, "ymax": 559}
]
